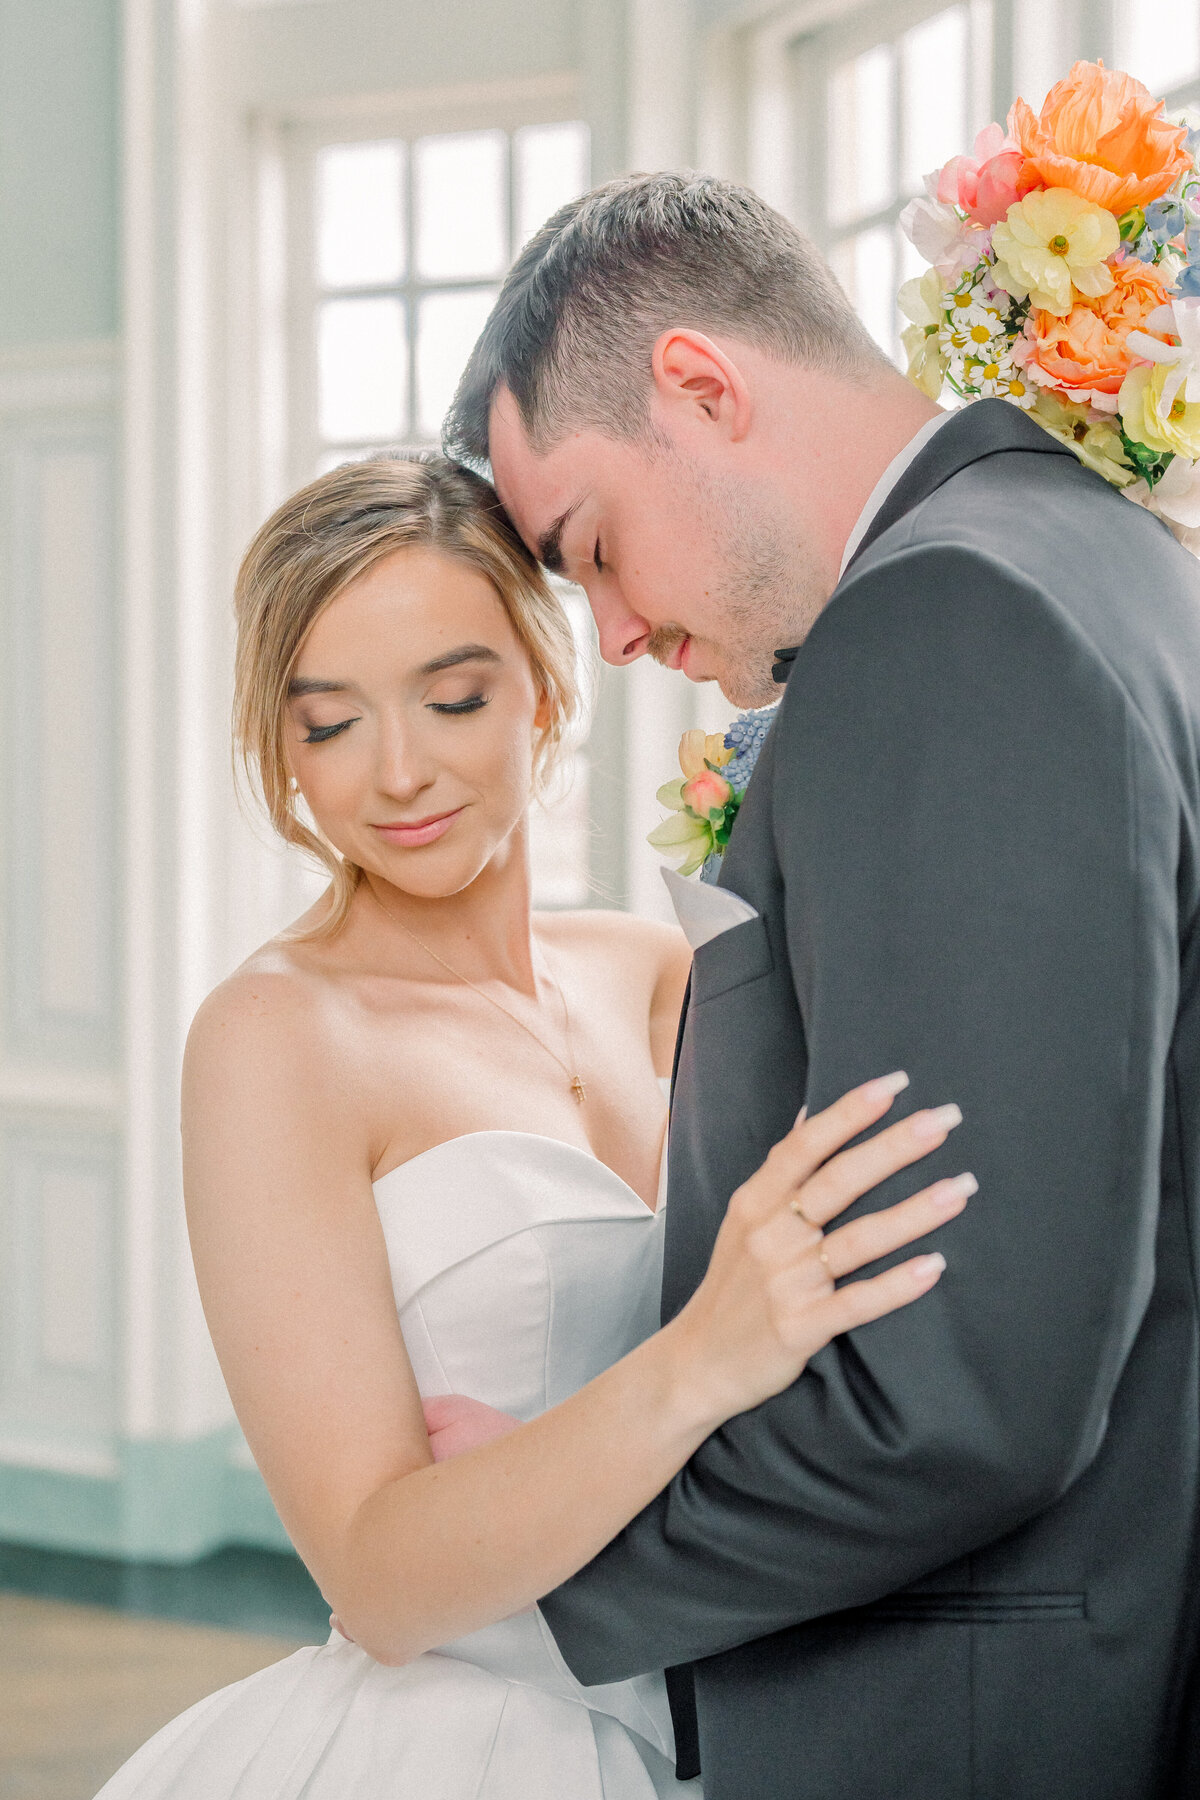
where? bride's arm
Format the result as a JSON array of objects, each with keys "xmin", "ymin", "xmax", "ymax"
[{"xmin": 183, "ymin": 971, "xmax": 966, "ymax": 1669}]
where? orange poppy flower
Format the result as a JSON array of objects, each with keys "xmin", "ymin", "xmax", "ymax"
[{"xmin": 1009, "ymin": 60, "xmax": 1192, "ymax": 216}]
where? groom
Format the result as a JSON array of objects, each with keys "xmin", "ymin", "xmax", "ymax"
[{"xmin": 443, "ymin": 173, "xmax": 1200, "ymax": 1800}]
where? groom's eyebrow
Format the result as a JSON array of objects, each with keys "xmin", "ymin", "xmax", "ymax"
[{"xmin": 537, "ymin": 499, "xmax": 584, "ymax": 573}]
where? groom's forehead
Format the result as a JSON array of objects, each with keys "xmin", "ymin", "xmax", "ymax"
[{"xmin": 489, "ymin": 388, "xmax": 587, "ymax": 561}]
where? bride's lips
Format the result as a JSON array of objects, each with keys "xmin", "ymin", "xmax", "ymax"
[{"xmin": 372, "ymin": 807, "xmax": 464, "ymax": 848}]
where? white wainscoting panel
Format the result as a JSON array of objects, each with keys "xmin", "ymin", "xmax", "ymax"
[
  {"xmin": 0, "ymin": 343, "xmax": 120, "ymax": 1069},
  {"xmin": 0, "ymin": 1125, "xmax": 118, "ymax": 1459}
]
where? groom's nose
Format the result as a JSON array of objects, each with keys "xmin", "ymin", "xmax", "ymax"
[{"xmin": 589, "ymin": 587, "xmax": 653, "ymax": 666}]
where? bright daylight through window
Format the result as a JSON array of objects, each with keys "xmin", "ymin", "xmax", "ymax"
[{"xmin": 311, "ymin": 120, "xmax": 596, "ymax": 909}]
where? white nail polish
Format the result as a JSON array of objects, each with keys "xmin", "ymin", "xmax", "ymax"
[
  {"xmin": 866, "ymin": 1070, "xmax": 910, "ymax": 1103},
  {"xmin": 934, "ymin": 1172, "xmax": 977, "ymax": 1207},
  {"xmin": 912, "ymin": 1252, "xmax": 947, "ymax": 1282},
  {"xmin": 912, "ymin": 1103, "xmax": 963, "ymax": 1140}
]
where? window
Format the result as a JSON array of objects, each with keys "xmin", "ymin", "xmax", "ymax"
[
  {"xmin": 1112, "ymin": 0, "xmax": 1200, "ymax": 109},
  {"xmin": 284, "ymin": 112, "xmax": 607, "ymax": 910},
  {"xmin": 308, "ymin": 121, "xmax": 589, "ymax": 467},
  {"xmin": 802, "ymin": 1, "xmax": 996, "ymax": 362}
]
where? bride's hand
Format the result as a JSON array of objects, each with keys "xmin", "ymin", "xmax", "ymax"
[{"xmin": 670, "ymin": 1074, "xmax": 972, "ymax": 1426}]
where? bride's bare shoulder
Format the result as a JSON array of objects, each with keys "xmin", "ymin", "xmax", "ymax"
[{"xmin": 184, "ymin": 933, "xmax": 347, "ymax": 1096}]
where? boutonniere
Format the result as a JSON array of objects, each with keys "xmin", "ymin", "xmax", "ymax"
[{"xmin": 648, "ymin": 709, "xmax": 776, "ymax": 878}]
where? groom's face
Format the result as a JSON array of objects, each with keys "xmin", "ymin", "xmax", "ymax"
[{"xmin": 488, "ymin": 387, "xmax": 822, "ymax": 709}]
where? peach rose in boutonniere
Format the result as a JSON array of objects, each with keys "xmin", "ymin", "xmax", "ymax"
[{"xmin": 1009, "ymin": 61, "xmax": 1192, "ymax": 216}]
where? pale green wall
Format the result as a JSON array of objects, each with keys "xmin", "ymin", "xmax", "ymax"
[{"xmin": 0, "ymin": 0, "xmax": 120, "ymax": 345}]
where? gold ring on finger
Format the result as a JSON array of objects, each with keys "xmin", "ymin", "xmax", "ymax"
[
  {"xmin": 789, "ymin": 1199, "xmax": 818, "ymax": 1226},
  {"xmin": 817, "ymin": 1243, "xmax": 832, "ymax": 1270}
]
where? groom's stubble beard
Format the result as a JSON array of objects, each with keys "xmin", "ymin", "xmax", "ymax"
[{"xmin": 645, "ymin": 439, "xmax": 831, "ymax": 709}]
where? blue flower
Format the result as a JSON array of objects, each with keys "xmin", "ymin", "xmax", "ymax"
[
  {"xmin": 1146, "ymin": 198, "xmax": 1187, "ymax": 240},
  {"xmin": 699, "ymin": 705, "xmax": 778, "ymax": 882}
]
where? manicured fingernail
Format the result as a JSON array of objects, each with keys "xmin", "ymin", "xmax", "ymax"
[
  {"xmin": 865, "ymin": 1070, "xmax": 909, "ymax": 1103},
  {"xmin": 934, "ymin": 1172, "xmax": 977, "ymax": 1208},
  {"xmin": 912, "ymin": 1103, "xmax": 962, "ymax": 1141},
  {"xmin": 912, "ymin": 1252, "xmax": 947, "ymax": 1284}
]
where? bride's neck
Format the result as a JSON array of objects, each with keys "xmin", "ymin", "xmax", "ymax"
[{"xmin": 360, "ymin": 827, "xmax": 542, "ymax": 995}]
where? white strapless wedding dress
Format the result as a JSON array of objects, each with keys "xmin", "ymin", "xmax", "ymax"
[{"xmin": 95, "ymin": 1126, "xmax": 699, "ymax": 1799}]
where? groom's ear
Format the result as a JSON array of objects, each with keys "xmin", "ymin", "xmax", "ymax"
[{"xmin": 650, "ymin": 329, "xmax": 752, "ymax": 444}]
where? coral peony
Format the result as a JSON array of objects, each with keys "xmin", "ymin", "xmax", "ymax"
[
  {"xmin": 992, "ymin": 188, "xmax": 1119, "ymax": 316},
  {"xmin": 1010, "ymin": 60, "xmax": 1192, "ymax": 216},
  {"xmin": 1020, "ymin": 256, "xmax": 1173, "ymax": 408},
  {"xmin": 937, "ymin": 123, "xmax": 1040, "ymax": 227}
]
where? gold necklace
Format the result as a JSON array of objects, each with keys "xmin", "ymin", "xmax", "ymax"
[{"xmin": 370, "ymin": 885, "xmax": 587, "ymax": 1104}]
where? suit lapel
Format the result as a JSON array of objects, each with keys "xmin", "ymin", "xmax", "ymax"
[{"xmin": 773, "ymin": 400, "xmax": 1080, "ymax": 683}]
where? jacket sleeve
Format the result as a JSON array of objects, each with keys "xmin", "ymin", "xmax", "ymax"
[{"xmin": 539, "ymin": 543, "xmax": 1180, "ymax": 1683}]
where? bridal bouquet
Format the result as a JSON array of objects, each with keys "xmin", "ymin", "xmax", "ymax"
[{"xmin": 900, "ymin": 59, "xmax": 1200, "ymax": 548}]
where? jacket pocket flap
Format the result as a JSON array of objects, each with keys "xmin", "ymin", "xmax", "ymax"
[{"xmin": 691, "ymin": 914, "xmax": 774, "ymax": 1004}]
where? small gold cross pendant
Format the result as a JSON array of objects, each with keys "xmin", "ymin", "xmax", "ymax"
[{"xmin": 570, "ymin": 1075, "xmax": 587, "ymax": 1104}]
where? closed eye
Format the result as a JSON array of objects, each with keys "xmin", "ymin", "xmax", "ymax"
[
  {"xmin": 593, "ymin": 540, "xmax": 604, "ymax": 573},
  {"xmin": 304, "ymin": 718, "xmax": 357, "ymax": 743},
  {"xmin": 428, "ymin": 694, "xmax": 488, "ymax": 716}
]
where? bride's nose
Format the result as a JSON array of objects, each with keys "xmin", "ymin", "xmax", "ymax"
[{"xmin": 372, "ymin": 713, "xmax": 435, "ymax": 799}]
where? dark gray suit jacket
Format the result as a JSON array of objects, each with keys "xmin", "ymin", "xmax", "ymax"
[{"xmin": 540, "ymin": 402, "xmax": 1200, "ymax": 1800}]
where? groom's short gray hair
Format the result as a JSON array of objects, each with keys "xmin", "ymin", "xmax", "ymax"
[{"xmin": 443, "ymin": 171, "xmax": 887, "ymax": 469}]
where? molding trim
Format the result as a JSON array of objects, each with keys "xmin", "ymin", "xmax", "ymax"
[
  {"xmin": 273, "ymin": 68, "xmax": 581, "ymax": 129},
  {"xmin": 0, "ymin": 340, "xmax": 120, "ymax": 413},
  {"xmin": 0, "ymin": 1430, "xmax": 293, "ymax": 1561}
]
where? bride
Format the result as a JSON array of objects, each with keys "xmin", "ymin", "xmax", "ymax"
[{"xmin": 95, "ymin": 454, "xmax": 969, "ymax": 1798}]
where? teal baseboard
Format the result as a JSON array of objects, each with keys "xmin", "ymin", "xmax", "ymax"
[{"xmin": 0, "ymin": 1432, "xmax": 294, "ymax": 1562}]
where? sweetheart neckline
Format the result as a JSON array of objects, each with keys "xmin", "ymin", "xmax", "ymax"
[{"xmin": 371, "ymin": 1129, "xmax": 661, "ymax": 1217}]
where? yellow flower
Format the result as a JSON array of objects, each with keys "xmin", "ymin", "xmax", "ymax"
[
  {"xmin": 899, "ymin": 269, "xmax": 948, "ymax": 398},
  {"xmin": 678, "ymin": 728, "xmax": 733, "ymax": 780},
  {"xmin": 991, "ymin": 188, "xmax": 1120, "ymax": 318},
  {"xmin": 1031, "ymin": 389, "xmax": 1136, "ymax": 486},
  {"xmin": 1119, "ymin": 363, "xmax": 1200, "ymax": 460}
]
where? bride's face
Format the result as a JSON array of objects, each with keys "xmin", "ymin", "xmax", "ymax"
[{"xmin": 287, "ymin": 544, "xmax": 548, "ymax": 899}]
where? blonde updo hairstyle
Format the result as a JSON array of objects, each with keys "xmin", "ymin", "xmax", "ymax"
[{"xmin": 234, "ymin": 454, "xmax": 580, "ymax": 937}]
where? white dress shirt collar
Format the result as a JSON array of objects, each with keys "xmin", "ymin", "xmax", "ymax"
[{"xmin": 837, "ymin": 409, "xmax": 956, "ymax": 580}]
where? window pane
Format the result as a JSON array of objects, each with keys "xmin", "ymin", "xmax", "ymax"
[
  {"xmin": 827, "ymin": 45, "xmax": 895, "ymax": 226},
  {"xmin": 317, "ymin": 141, "xmax": 405, "ymax": 288},
  {"xmin": 901, "ymin": 6, "xmax": 968, "ymax": 194},
  {"xmin": 1113, "ymin": 0, "xmax": 1200, "ymax": 97},
  {"xmin": 416, "ymin": 130, "xmax": 508, "ymax": 280},
  {"xmin": 415, "ymin": 288, "xmax": 499, "ymax": 440},
  {"xmin": 515, "ymin": 121, "xmax": 591, "ymax": 245},
  {"xmin": 836, "ymin": 226, "xmax": 897, "ymax": 357},
  {"xmin": 318, "ymin": 296, "xmax": 407, "ymax": 443}
]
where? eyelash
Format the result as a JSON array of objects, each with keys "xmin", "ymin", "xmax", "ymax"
[
  {"xmin": 429, "ymin": 694, "xmax": 488, "ymax": 716},
  {"xmin": 304, "ymin": 720, "xmax": 355, "ymax": 743},
  {"xmin": 302, "ymin": 694, "xmax": 487, "ymax": 743},
  {"xmin": 593, "ymin": 541, "xmax": 604, "ymax": 573}
]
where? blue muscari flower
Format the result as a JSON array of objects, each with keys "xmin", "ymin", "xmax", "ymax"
[{"xmin": 699, "ymin": 705, "xmax": 778, "ymax": 883}]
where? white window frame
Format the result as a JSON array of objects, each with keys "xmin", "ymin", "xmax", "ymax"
[{"xmin": 267, "ymin": 81, "xmax": 629, "ymax": 909}]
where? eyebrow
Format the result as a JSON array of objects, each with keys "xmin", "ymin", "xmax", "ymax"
[
  {"xmin": 416, "ymin": 643, "xmax": 503, "ymax": 677},
  {"xmin": 537, "ymin": 499, "xmax": 584, "ymax": 574},
  {"xmin": 287, "ymin": 645, "xmax": 502, "ymax": 699}
]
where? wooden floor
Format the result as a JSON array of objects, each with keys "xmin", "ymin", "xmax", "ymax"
[{"xmin": 0, "ymin": 1592, "xmax": 305, "ymax": 1799}]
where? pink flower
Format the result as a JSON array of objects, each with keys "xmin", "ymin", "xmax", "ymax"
[
  {"xmin": 681, "ymin": 769, "xmax": 732, "ymax": 817},
  {"xmin": 937, "ymin": 123, "xmax": 1041, "ymax": 227}
]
